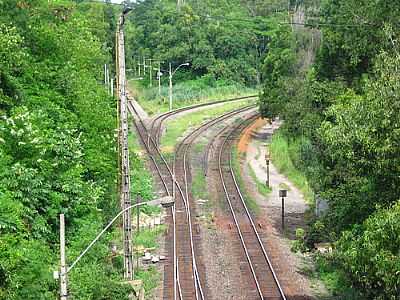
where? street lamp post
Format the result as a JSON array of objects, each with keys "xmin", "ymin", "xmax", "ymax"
[
  {"xmin": 169, "ymin": 62, "xmax": 190, "ymax": 111},
  {"xmin": 57, "ymin": 196, "xmax": 174, "ymax": 300},
  {"xmin": 265, "ymin": 150, "xmax": 270, "ymax": 188},
  {"xmin": 279, "ymin": 190, "xmax": 287, "ymax": 230}
]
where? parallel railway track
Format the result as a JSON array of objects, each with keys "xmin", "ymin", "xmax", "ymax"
[
  {"xmin": 128, "ymin": 98, "xmax": 259, "ymax": 299},
  {"xmin": 172, "ymin": 105, "xmax": 257, "ymax": 299},
  {"xmin": 148, "ymin": 95, "xmax": 258, "ymax": 145},
  {"xmin": 211, "ymin": 115, "xmax": 287, "ymax": 300}
]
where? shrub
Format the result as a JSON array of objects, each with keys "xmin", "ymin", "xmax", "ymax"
[{"xmin": 334, "ymin": 201, "xmax": 400, "ymax": 299}]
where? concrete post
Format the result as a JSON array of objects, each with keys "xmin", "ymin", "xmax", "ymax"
[
  {"xmin": 169, "ymin": 63, "xmax": 173, "ymax": 111},
  {"xmin": 60, "ymin": 214, "xmax": 68, "ymax": 300}
]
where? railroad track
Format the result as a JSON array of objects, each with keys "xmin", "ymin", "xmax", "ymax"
[
  {"xmin": 129, "ymin": 99, "xmax": 258, "ymax": 299},
  {"xmin": 172, "ymin": 105, "xmax": 257, "ymax": 299},
  {"xmin": 128, "ymin": 99, "xmax": 205, "ymax": 300},
  {"xmin": 148, "ymin": 95, "xmax": 258, "ymax": 145},
  {"xmin": 211, "ymin": 114, "xmax": 287, "ymax": 300}
]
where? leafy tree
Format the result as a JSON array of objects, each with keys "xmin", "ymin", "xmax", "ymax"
[
  {"xmin": 0, "ymin": 1, "xmax": 130, "ymax": 298},
  {"xmin": 125, "ymin": 0, "xmax": 281, "ymax": 85},
  {"xmin": 335, "ymin": 200, "xmax": 400, "ymax": 299}
]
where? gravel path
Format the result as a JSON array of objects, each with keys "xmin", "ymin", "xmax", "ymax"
[
  {"xmin": 244, "ymin": 120, "xmax": 308, "ymax": 234},
  {"xmin": 239, "ymin": 119, "xmax": 329, "ymax": 299}
]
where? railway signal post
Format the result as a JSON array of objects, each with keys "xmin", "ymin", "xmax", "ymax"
[
  {"xmin": 265, "ymin": 150, "xmax": 270, "ymax": 188},
  {"xmin": 279, "ymin": 189, "xmax": 287, "ymax": 230}
]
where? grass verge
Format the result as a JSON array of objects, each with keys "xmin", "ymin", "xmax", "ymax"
[
  {"xmin": 248, "ymin": 162, "xmax": 272, "ymax": 197},
  {"xmin": 231, "ymin": 144, "xmax": 260, "ymax": 214},
  {"xmin": 313, "ymin": 256, "xmax": 363, "ymax": 300},
  {"xmin": 160, "ymin": 100, "xmax": 254, "ymax": 151},
  {"xmin": 128, "ymin": 77, "xmax": 257, "ymax": 116},
  {"xmin": 134, "ymin": 225, "xmax": 166, "ymax": 249},
  {"xmin": 135, "ymin": 266, "xmax": 160, "ymax": 294},
  {"xmin": 192, "ymin": 169, "xmax": 209, "ymax": 200},
  {"xmin": 128, "ymin": 127, "xmax": 165, "ymax": 295},
  {"xmin": 269, "ymin": 131, "xmax": 314, "ymax": 203}
]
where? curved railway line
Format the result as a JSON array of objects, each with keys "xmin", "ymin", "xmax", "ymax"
[
  {"xmin": 172, "ymin": 105, "xmax": 257, "ymax": 299},
  {"xmin": 128, "ymin": 98, "xmax": 262, "ymax": 299},
  {"xmin": 148, "ymin": 95, "xmax": 258, "ymax": 145},
  {"xmin": 211, "ymin": 115, "xmax": 287, "ymax": 300},
  {"xmin": 118, "ymin": 7, "xmax": 286, "ymax": 300}
]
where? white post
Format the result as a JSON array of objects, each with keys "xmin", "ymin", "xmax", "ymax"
[
  {"xmin": 169, "ymin": 63, "xmax": 173, "ymax": 111},
  {"xmin": 111, "ymin": 78, "xmax": 114, "ymax": 97},
  {"xmin": 149, "ymin": 59, "xmax": 153, "ymax": 87},
  {"xmin": 107, "ymin": 67, "xmax": 110, "ymax": 88},
  {"xmin": 104, "ymin": 64, "xmax": 107, "ymax": 85},
  {"xmin": 158, "ymin": 63, "xmax": 161, "ymax": 97},
  {"xmin": 60, "ymin": 214, "xmax": 68, "ymax": 300}
]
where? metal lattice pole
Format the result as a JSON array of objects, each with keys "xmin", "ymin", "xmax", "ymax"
[{"xmin": 117, "ymin": 20, "xmax": 133, "ymax": 280}]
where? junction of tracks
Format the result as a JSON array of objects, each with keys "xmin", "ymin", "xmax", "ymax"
[
  {"xmin": 117, "ymin": 11, "xmax": 317, "ymax": 300},
  {"xmin": 127, "ymin": 96, "xmax": 315, "ymax": 300}
]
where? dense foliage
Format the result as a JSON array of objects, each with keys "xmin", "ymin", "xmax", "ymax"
[
  {"xmin": 259, "ymin": 0, "xmax": 400, "ymax": 298},
  {"xmin": 0, "ymin": 1, "xmax": 132, "ymax": 299},
  {"xmin": 124, "ymin": 0, "xmax": 288, "ymax": 85}
]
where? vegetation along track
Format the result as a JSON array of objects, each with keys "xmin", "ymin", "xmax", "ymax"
[
  {"xmin": 148, "ymin": 95, "xmax": 258, "ymax": 145},
  {"xmin": 129, "ymin": 99, "xmax": 256, "ymax": 299},
  {"xmin": 171, "ymin": 105, "xmax": 257, "ymax": 299},
  {"xmin": 213, "ymin": 114, "xmax": 287, "ymax": 300}
]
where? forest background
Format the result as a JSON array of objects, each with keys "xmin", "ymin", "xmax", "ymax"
[{"xmin": 1, "ymin": 0, "xmax": 399, "ymax": 299}]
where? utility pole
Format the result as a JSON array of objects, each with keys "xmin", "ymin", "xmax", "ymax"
[
  {"xmin": 136, "ymin": 196, "xmax": 141, "ymax": 270},
  {"xmin": 169, "ymin": 63, "xmax": 173, "ymax": 111},
  {"xmin": 147, "ymin": 58, "xmax": 155, "ymax": 87},
  {"xmin": 117, "ymin": 18, "xmax": 133, "ymax": 280},
  {"xmin": 138, "ymin": 57, "xmax": 142, "ymax": 76},
  {"xmin": 142, "ymin": 56, "xmax": 147, "ymax": 75},
  {"xmin": 265, "ymin": 151, "xmax": 270, "ymax": 188},
  {"xmin": 59, "ymin": 214, "xmax": 68, "ymax": 300},
  {"xmin": 55, "ymin": 197, "xmax": 174, "ymax": 300},
  {"xmin": 168, "ymin": 62, "xmax": 190, "ymax": 111},
  {"xmin": 111, "ymin": 77, "xmax": 114, "ymax": 97},
  {"xmin": 107, "ymin": 66, "xmax": 110, "ymax": 88},
  {"xmin": 157, "ymin": 61, "xmax": 162, "ymax": 97},
  {"xmin": 104, "ymin": 64, "xmax": 107, "ymax": 85}
]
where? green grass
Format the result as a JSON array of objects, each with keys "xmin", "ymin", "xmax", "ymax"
[
  {"xmin": 128, "ymin": 118, "xmax": 141, "ymax": 152},
  {"xmin": 269, "ymin": 131, "xmax": 314, "ymax": 203},
  {"xmin": 248, "ymin": 162, "xmax": 272, "ymax": 197},
  {"xmin": 312, "ymin": 256, "xmax": 363, "ymax": 300},
  {"xmin": 160, "ymin": 100, "xmax": 254, "ymax": 151},
  {"xmin": 128, "ymin": 77, "xmax": 257, "ymax": 116},
  {"xmin": 134, "ymin": 225, "xmax": 166, "ymax": 249},
  {"xmin": 231, "ymin": 145, "xmax": 260, "ymax": 214},
  {"xmin": 135, "ymin": 266, "xmax": 160, "ymax": 295},
  {"xmin": 132, "ymin": 225, "xmax": 166, "ymax": 296},
  {"xmin": 192, "ymin": 169, "xmax": 209, "ymax": 200}
]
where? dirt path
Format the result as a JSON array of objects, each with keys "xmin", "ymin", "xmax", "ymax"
[
  {"xmin": 238, "ymin": 119, "xmax": 328, "ymax": 299},
  {"xmin": 242, "ymin": 120, "xmax": 308, "ymax": 233}
]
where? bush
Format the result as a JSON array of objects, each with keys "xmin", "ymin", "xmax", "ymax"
[{"xmin": 334, "ymin": 201, "xmax": 400, "ymax": 299}]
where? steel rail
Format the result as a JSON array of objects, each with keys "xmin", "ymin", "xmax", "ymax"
[
  {"xmin": 131, "ymin": 98, "xmax": 204, "ymax": 299},
  {"xmin": 173, "ymin": 105, "xmax": 257, "ymax": 299},
  {"xmin": 130, "ymin": 100, "xmax": 256, "ymax": 299},
  {"xmin": 129, "ymin": 100, "xmax": 202, "ymax": 300},
  {"xmin": 217, "ymin": 115, "xmax": 287, "ymax": 300},
  {"xmin": 149, "ymin": 95, "xmax": 258, "ymax": 145},
  {"xmin": 127, "ymin": 102, "xmax": 183, "ymax": 300}
]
